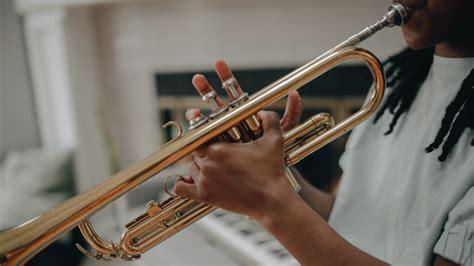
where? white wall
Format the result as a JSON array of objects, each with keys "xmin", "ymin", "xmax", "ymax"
[
  {"xmin": 18, "ymin": 4, "xmax": 127, "ymax": 233},
  {"xmin": 0, "ymin": 0, "xmax": 40, "ymax": 158},
  {"xmin": 93, "ymin": 0, "xmax": 406, "ymax": 167}
]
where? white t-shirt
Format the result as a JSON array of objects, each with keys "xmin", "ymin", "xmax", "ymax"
[{"xmin": 329, "ymin": 55, "xmax": 474, "ymax": 265}]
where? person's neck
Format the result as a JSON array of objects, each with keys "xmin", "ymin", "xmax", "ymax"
[{"xmin": 435, "ymin": 42, "xmax": 474, "ymax": 58}]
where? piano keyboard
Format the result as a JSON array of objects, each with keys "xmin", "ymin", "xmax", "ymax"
[{"xmin": 195, "ymin": 209, "xmax": 298, "ymax": 266}]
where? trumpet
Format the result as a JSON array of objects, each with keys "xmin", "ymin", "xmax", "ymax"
[{"xmin": 0, "ymin": 4, "xmax": 408, "ymax": 265}]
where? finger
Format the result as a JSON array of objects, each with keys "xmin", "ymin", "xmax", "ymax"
[
  {"xmin": 192, "ymin": 140, "xmax": 212, "ymax": 158},
  {"xmin": 180, "ymin": 175, "xmax": 195, "ymax": 184},
  {"xmin": 187, "ymin": 160, "xmax": 200, "ymax": 177},
  {"xmin": 258, "ymin": 111, "xmax": 282, "ymax": 135},
  {"xmin": 192, "ymin": 74, "xmax": 225, "ymax": 107},
  {"xmin": 280, "ymin": 91, "xmax": 303, "ymax": 132},
  {"xmin": 192, "ymin": 146, "xmax": 208, "ymax": 158},
  {"xmin": 185, "ymin": 108, "xmax": 202, "ymax": 122},
  {"xmin": 174, "ymin": 179, "xmax": 199, "ymax": 199},
  {"xmin": 214, "ymin": 60, "xmax": 244, "ymax": 94}
]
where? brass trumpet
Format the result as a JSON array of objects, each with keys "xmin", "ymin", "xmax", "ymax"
[{"xmin": 0, "ymin": 4, "xmax": 407, "ymax": 265}]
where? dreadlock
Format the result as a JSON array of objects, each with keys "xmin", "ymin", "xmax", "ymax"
[{"xmin": 373, "ymin": 47, "xmax": 474, "ymax": 162}]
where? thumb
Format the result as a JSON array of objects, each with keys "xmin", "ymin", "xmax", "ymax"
[{"xmin": 280, "ymin": 91, "xmax": 303, "ymax": 132}]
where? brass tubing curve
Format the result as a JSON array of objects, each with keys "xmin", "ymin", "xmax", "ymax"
[
  {"xmin": 120, "ymin": 199, "xmax": 215, "ymax": 255},
  {"xmin": 283, "ymin": 113, "xmax": 335, "ymax": 150},
  {"xmin": 285, "ymin": 49, "xmax": 384, "ymax": 165},
  {"xmin": 76, "ymin": 221, "xmax": 117, "ymax": 260}
]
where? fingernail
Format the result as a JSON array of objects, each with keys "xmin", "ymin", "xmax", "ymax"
[
  {"xmin": 214, "ymin": 60, "xmax": 233, "ymax": 81},
  {"xmin": 290, "ymin": 90, "xmax": 300, "ymax": 99},
  {"xmin": 192, "ymin": 74, "xmax": 213, "ymax": 96},
  {"xmin": 181, "ymin": 175, "xmax": 195, "ymax": 184}
]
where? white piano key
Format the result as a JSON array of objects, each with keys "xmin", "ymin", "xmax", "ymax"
[{"xmin": 196, "ymin": 209, "xmax": 299, "ymax": 266}]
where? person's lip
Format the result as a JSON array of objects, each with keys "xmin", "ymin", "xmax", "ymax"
[
  {"xmin": 392, "ymin": 0, "xmax": 425, "ymax": 22},
  {"xmin": 392, "ymin": 0, "xmax": 413, "ymax": 13}
]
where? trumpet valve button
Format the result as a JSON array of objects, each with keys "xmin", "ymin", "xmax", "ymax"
[
  {"xmin": 222, "ymin": 77, "xmax": 241, "ymax": 100},
  {"xmin": 202, "ymin": 91, "xmax": 220, "ymax": 112}
]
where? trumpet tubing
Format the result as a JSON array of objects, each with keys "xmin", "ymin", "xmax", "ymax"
[
  {"xmin": 113, "ymin": 112, "xmax": 335, "ymax": 258},
  {"xmin": 0, "ymin": 4, "xmax": 408, "ymax": 265}
]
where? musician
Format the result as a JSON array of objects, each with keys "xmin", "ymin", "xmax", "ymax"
[{"xmin": 175, "ymin": 0, "xmax": 474, "ymax": 265}]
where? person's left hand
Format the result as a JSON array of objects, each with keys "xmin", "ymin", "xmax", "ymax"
[
  {"xmin": 175, "ymin": 110, "xmax": 296, "ymax": 220},
  {"xmin": 174, "ymin": 60, "xmax": 302, "ymax": 220},
  {"xmin": 185, "ymin": 60, "xmax": 303, "ymax": 133}
]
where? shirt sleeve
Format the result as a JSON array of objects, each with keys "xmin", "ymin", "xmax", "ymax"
[{"xmin": 433, "ymin": 187, "xmax": 474, "ymax": 265}]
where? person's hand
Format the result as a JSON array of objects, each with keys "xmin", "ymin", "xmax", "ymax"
[
  {"xmin": 175, "ymin": 110, "xmax": 296, "ymax": 220},
  {"xmin": 174, "ymin": 60, "xmax": 302, "ymax": 220},
  {"xmin": 280, "ymin": 87, "xmax": 303, "ymax": 132},
  {"xmin": 185, "ymin": 60, "xmax": 303, "ymax": 133}
]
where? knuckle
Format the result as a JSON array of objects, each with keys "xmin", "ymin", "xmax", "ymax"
[
  {"xmin": 208, "ymin": 144, "xmax": 227, "ymax": 158},
  {"xmin": 200, "ymin": 160, "xmax": 214, "ymax": 177},
  {"xmin": 200, "ymin": 176, "xmax": 212, "ymax": 190},
  {"xmin": 193, "ymin": 146, "xmax": 207, "ymax": 157},
  {"xmin": 173, "ymin": 183, "xmax": 182, "ymax": 194},
  {"xmin": 258, "ymin": 110, "xmax": 271, "ymax": 120},
  {"xmin": 268, "ymin": 111, "xmax": 280, "ymax": 122},
  {"xmin": 269, "ymin": 134, "xmax": 283, "ymax": 146},
  {"xmin": 187, "ymin": 161, "xmax": 198, "ymax": 175},
  {"xmin": 187, "ymin": 161, "xmax": 195, "ymax": 170},
  {"xmin": 173, "ymin": 183, "xmax": 187, "ymax": 197}
]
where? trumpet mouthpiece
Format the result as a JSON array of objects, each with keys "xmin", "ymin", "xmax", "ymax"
[{"xmin": 385, "ymin": 3, "xmax": 409, "ymax": 27}]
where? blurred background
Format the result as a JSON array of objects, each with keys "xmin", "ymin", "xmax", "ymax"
[{"xmin": 0, "ymin": 0, "xmax": 404, "ymax": 265}]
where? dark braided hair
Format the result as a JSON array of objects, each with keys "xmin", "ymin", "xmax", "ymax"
[{"xmin": 373, "ymin": 47, "xmax": 474, "ymax": 162}]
